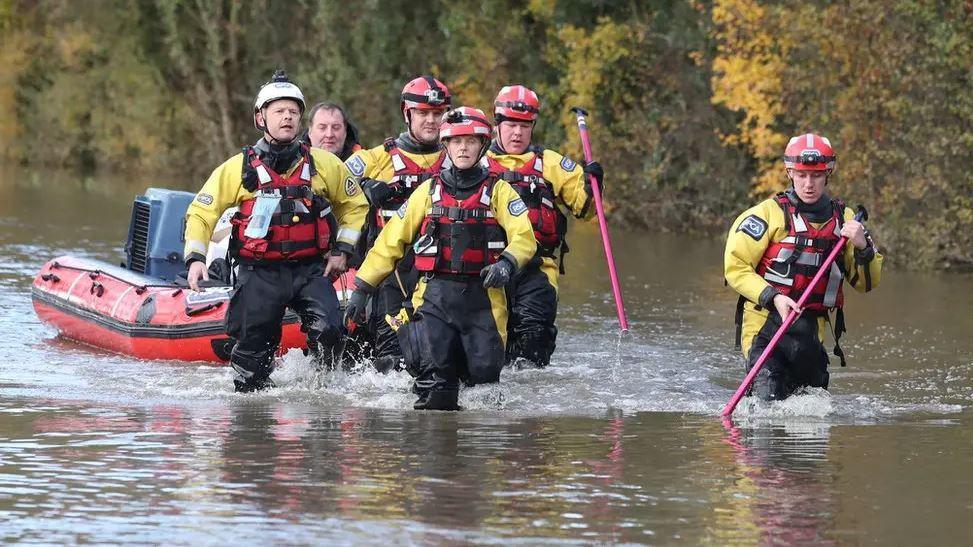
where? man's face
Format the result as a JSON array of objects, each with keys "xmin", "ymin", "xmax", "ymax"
[
  {"xmin": 258, "ymin": 99, "xmax": 301, "ymax": 142},
  {"xmin": 445, "ymin": 135, "xmax": 483, "ymax": 170},
  {"xmin": 308, "ymin": 108, "xmax": 347, "ymax": 154},
  {"xmin": 788, "ymin": 169, "xmax": 829, "ymax": 204},
  {"xmin": 408, "ymin": 107, "xmax": 448, "ymax": 145},
  {"xmin": 497, "ymin": 120, "xmax": 533, "ymax": 154}
]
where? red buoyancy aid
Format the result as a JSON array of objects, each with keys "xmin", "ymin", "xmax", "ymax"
[
  {"xmin": 412, "ymin": 176, "xmax": 507, "ymax": 275},
  {"xmin": 376, "ymin": 138, "xmax": 446, "ymax": 228},
  {"xmin": 486, "ymin": 152, "xmax": 565, "ymax": 254},
  {"xmin": 231, "ymin": 145, "xmax": 337, "ymax": 261},
  {"xmin": 756, "ymin": 193, "xmax": 846, "ymax": 313}
]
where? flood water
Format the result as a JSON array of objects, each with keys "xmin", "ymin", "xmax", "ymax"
[{"xmin": 2, "ymin": 170, "xmax": 972, "ymax": 544}]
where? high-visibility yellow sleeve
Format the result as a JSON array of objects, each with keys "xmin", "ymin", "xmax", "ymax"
[
  {"xmin": 541, "ymin": 149, "xmax": 593, "ymax": 220},
  {"xmin": 491, "ymin": 180, "xmax": 538, "ymax": 269},
  {"xmin": 310, "ymin": 148, "xmax": 368, "ymax": 251},
  {"xmin": 355, "ymin": 181, "xmax": 431, "ymax": 287},
  {"xmin": 724, "ymin": 199, "xmax": 787, "ymax": 305},
  {"xmin": 840, "ymin": 206, "xmax": 884, "ymax": 292},
  {"xmin": 183, "ymin": 154, "xmax": 248, "ymax": 259},
  {"xmin": 346, "ymin": 142, "xmax": 443, "ymax": 182},
  {"xmin": 345, "ymin": 144, "xmax": 386, "ymax": 181}
]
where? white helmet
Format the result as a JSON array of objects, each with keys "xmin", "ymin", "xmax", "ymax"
[{"xmin": 253, "ymin": 70, "xmax": 305, "ymax": 130}]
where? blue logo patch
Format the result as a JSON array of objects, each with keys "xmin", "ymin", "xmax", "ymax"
[
  {"xmin": 195, "ymin": 193, "xmax": 214, "ymax": 206},
  {"xmin": 737, "ymin": 214, "xmax": 768, "ymax": 241},
  {"xmin": 396, "ymin": 203, "xmax": 407, "ymax": 219},
  {"xmin": 560, "ymin": 156, "xmax": 578, "ymax": 172},
  {"xmin": 346, "ymin": 156, "xmax": 366, "ymax": 177},
  {"xmin": 508, "ymin": 198, "xmax": 528, "ymax": 216}
]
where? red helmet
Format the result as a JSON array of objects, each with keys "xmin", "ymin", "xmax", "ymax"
[
  {"xmin": 494, "ymin": 84, "xmax": 540, "ymax": 122},
  {"xmin": 439, "ymin": 107, "xmax": 492, "ymax": 141},
  {"xmin": 783, "ymin": 133, "xmax": 836, "ymax": 171},
  {"xmin": 400, "ymin": 76, "xmax": 451, "ymax": 115}
]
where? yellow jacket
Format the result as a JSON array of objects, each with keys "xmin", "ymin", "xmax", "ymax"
[
  {"xmin": 486, "ymin": 145, "xmax": 595, "ymax": 290},
  {"xmin": 725, "ymin": 196, "xmax": 884, "ymax": 356},
  {"xmin": 346, "ymin": 141, "xmax": 443, "ymax": 183},
  {"xmin": 486, "ymin": 146, "xmax": 594, "ymax": 220},
  {"xmin": 184, "ymin": 148, "xmax": 368, "ymax": 261},
  {"xmin": 356, "ymin": 178, "xmax": 537, "ymax": 288}
]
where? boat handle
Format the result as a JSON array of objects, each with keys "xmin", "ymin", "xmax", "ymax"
[
  {"xmin": 41, "ymin": 273, "xmax": 61, "ymax": 282},
  {"xmin": 185, "ymin": 301, "xmax": 224, "ymax": 316},
  {"xmin": 90, "ymin": 282, "xmax": 104, "ymax": 297}
]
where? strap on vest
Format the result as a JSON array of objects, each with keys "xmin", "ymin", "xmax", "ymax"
[
  {"xmin": 825, "ymin": 309, "xmax": 848, "ymax": 367},
  {"xmin": 557, "ymin": 239, "xmax": 570, "ymax": 275},
  {"xmin": 271, "ymin": 211, "xmax": 314, "ymax": 226},
  {"xmin": 266, "ymin": 240, "xmax": 317, "ymax": 253},
  {"xmin": 242, "ymin": 146, "xmax": 259, "ymax": 192},
  {"xmin": 241, "ymin": 146, "xmax": 315, "ymax": 194},
  {"xmin": 301, "ymin": 143, "xmax": 317, "ymax": 178},
  {"xmin": 429, "ymin": 205, "xmax": 494, "ymax": 221},
  {"xmin": 734, "ymin": 295, "xmax": 746, "ymax": 350}
]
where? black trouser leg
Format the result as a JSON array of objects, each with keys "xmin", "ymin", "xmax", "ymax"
[
  {"xmin": 410, "ymin": 276, "xmax": 504, "ymax": 410},
  {"xmin": 505, "ymin": 264, "xmax": 558, "ymax": 368},
  {"xmin": 747, "ymin": 313, "xmax": 829, "ymax": 401},
  {"xmin": 371, "ymin": 262, "xmax": 419, "ymax": 370},
  {"xmin": 411, "ymin": 312, "xmax": 461, "ymax": 410},
  {"xmin": 225, "ymin": 264, "xmax": 290, "ymax": 392},
  {"xmin": 289, "ymin": 261, "xmax": 344, "ymax": 370}
]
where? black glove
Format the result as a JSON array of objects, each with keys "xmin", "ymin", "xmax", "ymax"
[
  {"xmin": 479, "ymin": 257, "xmax": 514, "ymax": 288},
  {"xmin": 343, "ymin": 283, "xmax": 374, "ymax": 326},
  {"xmin": 583, "ymin": 160, "xmax": 605, "ymax": 194},
  {"xmin": 361, "ymin": 178, "xmax": 403, "ymax": 208}
]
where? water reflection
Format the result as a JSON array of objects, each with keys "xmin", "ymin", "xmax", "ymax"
[
  {"xmin": 1, "ymin": 399, "xmax": 656, "ymax": 542},
  {"xmin": 707, "ymin": 418, "xmax": 838, "ymax": 545}
]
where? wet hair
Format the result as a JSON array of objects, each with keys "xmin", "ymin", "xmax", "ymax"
[{"xmin": 307, "ymin": 101, "xmax": 349, "ymax": 127}]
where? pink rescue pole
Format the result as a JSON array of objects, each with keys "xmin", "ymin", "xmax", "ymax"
[
  {"xmin": 570, "ymin": 107, "xmax": 629, "ymax": 332},
  {"xmin": 721, "ymin": 206, "xmax": 869, "ymax": 417}
]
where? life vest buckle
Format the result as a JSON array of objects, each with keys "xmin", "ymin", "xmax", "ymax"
[{"xmin": 766, "ymin": 260, "xmax": 792, "ymax": 279}]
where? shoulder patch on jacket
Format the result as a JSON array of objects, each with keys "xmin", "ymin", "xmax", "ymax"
[
  {"xmin": 508, "ymin": 198, "xmax": 527, "ymax": 216},
  {"xmin": 346, "ymin": 156, "xmax": 366, "ymax": 177},
  {"xmin": 560, "ymin": 156, "xmax": 578, "ymax": 172},
  {"xmin": 396, "ymin": 203, "xmax": 407, "ymax": 218},
  {"xmin": 344, "ymin": 176, "xmax": 359, "ymax": 196},
  {"xmin": 737, "ymin": 214, "xmax": 768, "ymax": 240},
  {"xmin": 195, "ymin": 193, "xmax": 214, "ymax": 206}
]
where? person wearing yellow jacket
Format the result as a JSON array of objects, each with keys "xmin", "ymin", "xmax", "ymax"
[
  {"xmin": 725, "ymin": 133, "xmax": 883, "ymax": 401},
  {"xmin": 344, "ymin": 107, "xmax": 537, "ymax": 410},
  {"xmin": 344, "ymin": 76, "xmax": 451, "ymax": 372},
  {"xmin": 485, "ymin": 85, "xmax": 601, "ymax": 368},
  {"xmin": 184, "ymin": 70, "xmax": 368, "ymax": 392}
]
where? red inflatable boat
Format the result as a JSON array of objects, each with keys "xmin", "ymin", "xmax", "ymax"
[{"xmin": 32, "ymin": 255, "xmax": 356, "ymax": 363}]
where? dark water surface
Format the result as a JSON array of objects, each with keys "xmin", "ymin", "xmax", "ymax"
[{"xmin": 2, "ymin": 172, "xmax": 972, "ymax": 544}]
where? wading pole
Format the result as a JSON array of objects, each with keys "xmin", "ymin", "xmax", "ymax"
[
  {"xmin": 570, "ymin": 107, "xmax": 629, "ymax": 332},
  {"xmin": 721, "ymin": 206, "xmax": 868, "ymax": 417}
]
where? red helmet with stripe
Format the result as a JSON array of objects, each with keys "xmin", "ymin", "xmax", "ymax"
[
  {"xmin": 400, "ymin": 76, "xmax": 451, "ymax": 116},
  {"xmin": 783, "ymin": 133, "xmax": 836, "ymax": 172},
  {"xmin": 439, "ymin": 107, "xmax": 493, "ymax": 141},
  {"xmin": 494, "ymin": 84, "xmax": 540, "ymax": 122}
]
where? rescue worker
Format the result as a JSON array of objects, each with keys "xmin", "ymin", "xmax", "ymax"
[
  {"xmin": 344, "ymin": 76, "xmax": 451, "ymax": 372},
  {"xmin": 486, "ymin": 85, "xmax": 603, "ymax": 368},
  {"xmin": 184, "ymin": 70, "xmax": 368, "ymax": 393},
  {"xmin": 344, "ymin": 107, "xmax": 537, "ymax": 410},
  {"xmin": 724, "ymin": 133, "xmax": 883, "ymax": 401},
  {"xmin": 304, "ymin": 101, "xmax": 362, "ymax": 161}
]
